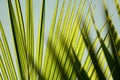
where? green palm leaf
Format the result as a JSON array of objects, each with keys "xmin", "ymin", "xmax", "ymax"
[{"xmin": 0, "ymin": 0, "xmax": 120, "ymax": 80}]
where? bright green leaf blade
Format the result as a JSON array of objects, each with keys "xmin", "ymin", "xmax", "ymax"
[
  {"xmin": 15, "ymin": 0, "xmax": 25, "ymax": 42},
  {"xmin": 26, "ymin": 0, "xmax": 34, "ymax": 79},
  {"xmin": 7, "ymin": 0, "xmax": 29, "ymax": 79},
  {"xmin": 0, "ymin": 22, "xmax": 19, "ymax": 80},
  {"xmin": 41, "ymin": 0, "xmax": 59, "ymax": 79},
  {"xmin": 80, "ymin": 23, "xmax": 106, "ymax": 80},
  {"xmin": 0, "ymin": 39, "xmax": 13, "ymax": 80},
  {"xmin": 35, "ymin": 0, "xmax": 45, "ymax": 72},
  {"xmin": 0, "ymin": 56, "xmax": 9, "ymax": 80},
  {"xmin": 47, "ymin": 0, "xmax": 72, "ymax": 79},
  {"xmin": 42, "ymin": 0, "xmax": 66, "ymax": 77}
]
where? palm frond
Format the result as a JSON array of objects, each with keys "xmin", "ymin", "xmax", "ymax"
[{"xmin": 0, "ymin": 0, "xmax": 120, "ymax": 80}]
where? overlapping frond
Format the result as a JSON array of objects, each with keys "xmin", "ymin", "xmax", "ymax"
[{"xmin": 0, "ymin": 0, "xmax": 120, "ymax": 80}]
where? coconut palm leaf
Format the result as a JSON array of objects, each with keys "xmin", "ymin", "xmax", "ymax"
[
  {"xmin": 0, "ymin": 52, "xmax": 9, "ymax": 80},
  {"xmin": 0, "ymin": 0, "xmax": 120, "ymax": 80}
]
